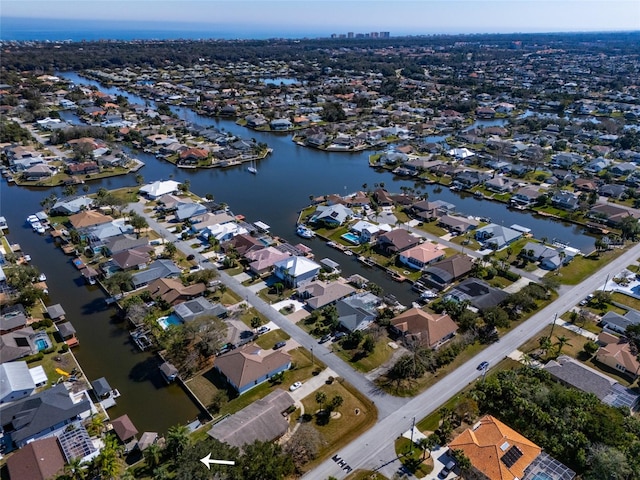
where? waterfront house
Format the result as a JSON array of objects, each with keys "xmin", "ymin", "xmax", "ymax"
[
  {"xmin": 221, "ymin": 233, "xmax": 263, "ymax": 256},
  {"xmin": 132, "ymin": 259, "xmax": 182, "ymax": 289},
  {"xmin": 511, "ymin": 186, "xmax": 542, "ymax": 206},
  {"xmin": 544, "ymin": 355, "xmax": 639, "ymax": 412},
  {"xmin": 373, "ymin": 188, "xmax": 395, "ymax": 207},
  {"xmin": 68, "ymin": 210, "xmax": 114, "ymax": 230},
  {"xmin": 350, "ymin": 220, "xmax": 388, "ymax": 243},
  {"xmin": 102, "ymin": 234, "xmax": 149, "ymax": 256},
  {"xmin": 270, "ymin": 118, "xmax": 293, "ymax": 130},
  {"xmin": 0, "ymin": 327, "xmax": 38, "ymax": 363},
  {"xmin": 214, "ymin": 344, "xmax": 292, "ymax": 394},
  {"xmin": 485, "ymin": 176, "xmax": 516, "ymax": 193},
  {"xmin": 146, "ymin": 277, "xmax": 206, "ymax": 305},
  {"xmin": 336, "ymin": 292, "xmax": 381, "ymax": 332},
  {"xmin": 0, "ymin": 362, "xmax": 36, "ymax": 404},
  {"xmin": 0, "ymin": 383, "xmax": 92, "ymax": 450},
  {"xmin": 311, "ymin": 204, "xmax": 354, "ymax": 227},
  {"xmin": 111, "ymin": 246, "xmax": 152, "ymax": 271},
  {"xmin": 175, "ymin": 202, "xmax": 208, "ymax": 221},
  {"xmin": 438, "ymin": 215, "xmax": 479, "ymax": 234},
  {"xmin": 588, "ymin": 203, "xmax": 635, "ymax": 227},
  {"xmin": 596, "ymin": 332, "xmax": 640, "ymax": 381},
  {"xmin": 139, "ymin": 180, "xmax": 181, "ymax": 200},
  {"xmin": 453, "ymin": 170, "xmax": 489, "ymax": 188},
  {"xmin": 297, "ymin": 280, "xmax": 356, "ymax": 310},
  {"xmin": 419, "ymin": 254, "xmax": 474, "ymax": 291},
  {"xmin": 190, "ymin": 211, "xmax": 236, "ymax": 233},
  {"xmin": 24, "ymin": 164, "xmax": 55, "ymax": 181},
  {"xmin": 244, "ymin": 247, "xmax": 291, "ymax": 276},
  {"xmin": 273, "ymin": 256, "xmax": 321, "ymax": 288},
  {"xmin": 447, "ymin": 415, "xmax": 575, "ymax": 480},
  {"xmin": 398, "ymin": 242, "xmax": 446, "ymax": 270},
  {"xmin": 45, "ymin": 304, "xmax": 66, "ymax": 322},
  {"xmin": 390, "ymin": 308, "xmax": 457, "ymax": 349},
  {"xmin": 174, "ymin": 296, "xmax": 228, "ymax": 322},
  {"xmin": 0, "ymin": 306, "xmax": 28, "ymax": 334},
  {"xmin": 475, "ymin": 223, "xmax": 522, "ymax": 250},
  {"xmin": 445, "ymin": 278, "xmax": 509, "ymax": 310},
  {"xmin": 207, "ymin": 389, "xmax": 294, "ymax": 447},
  {"xmin": 66, "ymin": 161, "xmax": 99, "ymax": 176},
  {"xmin": 6, "ymin": 436, "xmax": 66, "ymax": 480},
  {"xmin": 49, "ymin": 196, "xmax": 94, "ymax": 216},
  {"xmin": 376, "ymin": 229, "xmax": 421, "ymax": 255}
]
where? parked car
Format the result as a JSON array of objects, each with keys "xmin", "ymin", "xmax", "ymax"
[
  {"xmin": 439, "ymin": 460, "xmax": 455, "ymax": 478},
  {"xmin": 186, "ymin": 254, "xmax": 195, "ymax": 261},
  {"xmin": 319, "ymin": 334, "xmax": 332, "ymax": 344},
  {"xmin": 289, "ymin": 381, "xmax": 302, "ymax": 391},
  {"xmin": 273, "ymin": 341, "xmax": 287, "ymax": 350},
  {"xmin": 257, "ymin": 326, "xmax": 270, "ymax": 335},
  {"xmin": 477, "ymin": 361, "xmax": 490, "ymax": 371},
  {"xmin": 333, "ymin": 332, "xmax": 347, "ymax": 340},
  {"xmin": 579, "ymin": 294, "xmax": 594, "ymax": 306}
]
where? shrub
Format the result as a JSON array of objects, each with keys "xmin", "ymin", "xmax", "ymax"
[
  {"xmin": 25, "ymin": 352, "xmax": 45, "ymax": 363},
  {"xmin": 59, "ymin": 344, "xmax": 70, "ymax": 353}
]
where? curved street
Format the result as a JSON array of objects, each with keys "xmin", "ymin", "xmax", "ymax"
[{"xmin": 129, "ymin": 200, "xmax": 640, "ymax": 479}]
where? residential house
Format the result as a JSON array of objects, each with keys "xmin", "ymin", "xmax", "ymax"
[
  {"xmin": 67, "ymin": 162, "xmax": 99, "ymax": 175},
  {"xmin": 0, "ymin": 327, "xmax": 39, "ymax": 363},
  {"xmin": 173, "ymin": 296, "xmax": 228, "ymax": 322},
  {"xmin": 0, "ymin": 362, "xmax": 36, "ymax": 404},
  {"xmin": 207, "ymin": 389, "xmax": 294, "ymax": 447},
  {"xmin": 445, "ymin": 278, "xmax": 509, "ymax": 310},
  {"xmin": 178, "ymin": 147, "xmax": 208, "ymax": 165},
  {"xmin": 438, "ymin": 215, "xmax": 479, "ymax": 235},
  {"xmin": 596, "ymin": 332, "xmax": 640, "ymax": 380},
  {"xmin": 453, "ymin": 170, "xmax": 490, "ymax": 189},
  {"xmin": 311, "ymin": 204, "xmax": 354, "ymax": 227},
  {"xmin": 146, "ymin": 277, "xmax": 206, "ymax": 305},
  {"xmin": 111, "ymin": 414, "xmax": 139, "ymax": 452},
  {"xmin": 336, "ymin": 292, "xmax": 380, "ymax": 332},
  {"xmin": 131, "ymin": 259, "xmax": 182, "ymax": 289},
  {"xmin": 398, "ymin": 242, "xmax": 446, "ymax": 270},
  {"xmin": 49, "ymin": 196, "xmax": 94, "ymax": 215},
  {"xmin": 544, "ymin": 355, "xmax": 639, "ymax": 411},
  {"xmin": 409, "ymin": 200, "xmax": 448, "ymax": 222},
  {"xmin": 244, "ymin": 247, "xmax": 291, "ymax": 276},
  {"xmin": 475, "ymin": 223, "xmax": 522, "ymax": 250},
  {"xmin": 297, "ymin": 280, "xmax": 356, "ymax": 310},
  {"xmin": 511, "ymin": 186, "xmax": 542, "ymax": 206},
  {"xmin": 485, "ymin": 176, "xmax": 516, "ymax": 193},
  {"xmin": 222, "ymin": 233, "xmax": 263, "ymax": 256},
  {"xmin": 390, "ymin": 308, "xmax": 458, "ymax": 349},
  {"xmin": 448, "ymin": 415, "xmax": 575, "ymax": 480},
  {"xmin": 610, "ymin": 162, "xmax": 637, "ymax": 177},
  {"xmin": 111, "ymin": 247, "xmax": 152, "ymax": 271},
  {"xmin": 588, "ymin": 203, "xmax": 634, "ymax": 227},
  {"xmin": 45, "ymin": 304, "xmax": 66, "ymax": 322},
  {"xmin": 0, "ymin": 383, "xmax": 92, "ymax": 449},
  {"xmin": 273, "ymin": 256, "xmax": 321, "ymax": 288},
  {"xmin": 270, "ymin": 118, "xmax": 293, "ymax": 130},
  {"xmin": 598, "ymin": 184, "xmax": 626, "ymax": 199},
  {"xmin": 373, "ymin": 188, "xmax": 395, "ymax": 207},
  {"xmin": 68, "ymin": 210, "xmax": 114, "ymax": 230},
  {"xmin": 551, "ymin": 152, "xmax": 584, "ymax": 168},
  {"xmin": 377, "ymin": 229, "xmax": 421, "ymax": 255},
  {"xmin": 103, "ymin": 234, "xmax": 149, "ymax": 256},
  {"xmin": 520, "ymin": 241, "xmax": 574, "ymax": 270},
  {"xmin": 600, "ymin": 309, "xmax": 640, "ymax": 335},
  {"xmin": 1, "ymin": 307, "xmax": 28, "ymax": 334},
  {"xmin": 214, "ymin": 344, "xmax": 292, "ymax": 394},
  {"xmin": 175, "ymin": 202, "xmax": 208, "ymax": 221},
  {"xmin": 6, "ymin": 437, "xmax": 66, "ymax": 480},
  {"xmin": 139, "ymin": 180, "xmax": 181, "ymax": 200},
  {"xmin": 418, "ymin": 254, "xmax": 474, "ymax": 291},
  {"xmin": 23, "ymin": 164, "xmax": 55, "ymax": 181},
  {"xmin": 349, "ymin": 220, "xmax": 389, "ymax": 243}
]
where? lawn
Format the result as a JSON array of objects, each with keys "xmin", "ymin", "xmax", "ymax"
[
  {"xmin": 296, "ymin": 380, "xmax": 377, "ymax": 471},
  {"xmin": 333, "ymin": 336, "xmax": 395, "ymax": 373},
  {"xmin": 253, "ymin": 329, "xmax": 291, "ymax": 349},
  {"xmin": 394, "ymin": 437, "xmax": 433, "ymax": 477},
  {"xmin": 211, "ymin": 288, "xmax": 242, "ymax": 306},
  {"xmin": 557, "ymin": 248, "xmax": 626, "ymax": 285},
  {"xmin": 346, "ymin": 471, "xmax": 389, "ymax": 480},
  {"xmin": 415, "ymin": 221, "xmax": 448, "ymax": 238},
  {"xmin": 611, "ymin": 291, "xmax": 640, "ymax": 312},
  {"xmin": 186, "ymin": 347, "xmax": 325, "ymax": 418},
  {"xmin": 237, "ymin": 306, "xmax": 270, "ymax": 328}
]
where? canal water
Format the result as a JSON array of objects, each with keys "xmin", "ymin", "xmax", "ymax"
[{"xmin": 0, "ymin": 72, "xmax": 595, "ymax": 433}]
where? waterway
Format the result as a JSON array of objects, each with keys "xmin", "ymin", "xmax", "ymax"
[{"xmin": 0, "ymin": 72, "xmax": 596, "ymax": 433}]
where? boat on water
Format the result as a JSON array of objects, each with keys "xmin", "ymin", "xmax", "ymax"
[
  {"xmin": 247, "ymin": 159, "xmax": 257, "ymax": 174},
  {"xmin": 296, "ymin": 225, "xmax": 315, "ymax": 239},
  {"xmin": 38, "ymin": 273, "xmax": 47, "ymax": 282},
  {"xmin": 130, "ymin": 329, "xmax": 153, "ymax": 351}
]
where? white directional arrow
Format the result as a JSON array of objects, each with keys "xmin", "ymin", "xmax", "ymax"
[{"xmin": 200, "ymin": 453, "xmax": 235, "ymax": 469}]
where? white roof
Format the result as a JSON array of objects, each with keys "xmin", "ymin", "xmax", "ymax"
[
  {"xmin": 29, "ymin": 365, "xmax": 48, "ymax": 386},
  {"xmin": 275, "ymin": 256, "xmax": 321, "ymax": 276},
  {"xmin": 0, "ymin": 362, "xmax": 36, "ymax": 398},
  {"xmin": 140, "ymin": 180, "xmax": 181, "ymax": 198}
]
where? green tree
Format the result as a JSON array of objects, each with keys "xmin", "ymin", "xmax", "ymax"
[
  {"xmin": 315, "ymin": 391, "xmax": 327, "ymax": 410},
  {"xmin": 166, "ymin": 424, "xmax": 190, "ymax": 458},
  {"xmin": 250, "ymin": 316, "xmax": 263, "ymax": 329},
  {"xmin": 329, "ymin": 394, "xmax": 343, "ymax": 412},
  {"xmin": 163, "ymin": 241, "xmax": 177, "ymax": 259},
  {"xmin": 143, "ymin": 442, "xmax": 162, "ymax": 470},
  {"xmin": 555, "ymin": 335, "xmax": 572, "ymax": 355},
  {"xmin": 239, "ymin": 441, "xmax": 294, "ymax": 480}
]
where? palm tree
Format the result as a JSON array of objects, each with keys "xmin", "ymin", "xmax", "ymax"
[
  {"xmin": 315, "ymin": 391, "xmax": 327, "ymax": 410},
  {"xmin": 143, "ymin": 443, "xmax": 162, "ymax": 470},
  {"xmin": 555, "ymin": 335, "xmax": 572, "ymax": 355},
  {"xmin": 62, "ymin": 457, "xmax": 87, "ymax": 480},
  {"xmin": 166, "ymin": 424, "xmax": 190, "ymax": 457},
  {"xmin": 539, "ymin": 336, "xmax": 553, "ymax": 357}
]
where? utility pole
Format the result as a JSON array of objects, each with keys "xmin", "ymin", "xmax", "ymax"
[
  {"xmin": 602, "ymin": 273, "xmax": 610, "ymax": 292},
  {"xmin": 549, "ymin": 312, "xmax": 558, "ymax": 341},
  {"xmin": 311, "ymin": 347, "xmax": 314, "ymax": 367},
  {"xmin": 409, "ymin": 416, "xmax": 416, "ymax": 454}
]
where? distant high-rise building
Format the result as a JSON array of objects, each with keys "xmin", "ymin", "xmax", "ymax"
[
  {"xmin": 380, "ymin": 31, "xmax": 390, "ymax": 38},
  {"xmin": 330, "ymin": 33, "xmax": 337, "ymax": 39},
  {"xmin": 348, "ymin": 32, "xmax": 354, "ymax": 38},
  {"xmin": 371, "ymin": 32, "xmax": 379, "ymax": 38}
]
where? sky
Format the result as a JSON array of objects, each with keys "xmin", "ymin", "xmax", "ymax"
[{"xmin": 2, "ymin": 0, "xmax": 639, "ymax": 39}]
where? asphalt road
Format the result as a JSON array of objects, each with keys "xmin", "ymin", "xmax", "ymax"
[
  {"xmin": 304, "ymin": 240, "xmax": 640, "ymax": 479},
  {"xmin": 130, "ymin": 202, "xmax": 640, "ymax": 479}
]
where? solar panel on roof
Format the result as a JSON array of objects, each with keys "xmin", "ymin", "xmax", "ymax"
[{"xmin": 501, "ymin": 445, "xmax": 524, "ymax": 468}]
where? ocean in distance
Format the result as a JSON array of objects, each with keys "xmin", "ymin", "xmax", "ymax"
[{"xmin": 0, "ymin": 17, "xmax": 327, "ymax": 42}]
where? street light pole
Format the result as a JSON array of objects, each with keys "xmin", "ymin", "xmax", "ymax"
[{"xmin": 409, "ymin": 416, "xmax": 416, "ymax": 454}]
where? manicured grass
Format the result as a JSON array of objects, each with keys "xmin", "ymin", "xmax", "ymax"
[
  {"xmin": 415, "ymin": 221, "xmax": 448, "ymax": 237},
  {"xmin": 212, "ymin": 289, "xmax": 242, "ymax": 306},
  {"xmin": 557, "ymin": 248, "xmax": 626, "ymax": 285},
  {"xmin": 449, "ymin": 235, "xmax": 481, "ymax": 251},
  {"xmin": 253, "ymin": 329, "xmax": 291, "ymax": 349},
  {"xmin": 611, "ymin": 292, "xmax": 640, "ymax": 312},
  {"xmin": 518, "ymin": 324, "xmax": 591, "ymax": 362},
  {"xmin": 333, "ymin": 336, "xmax": 395, "ymax": 373},
  {"xmin": 297, "ymin": 380, "xmax": 377, "ymax": 472},
  {"xmin": 394, "ymin": 437, "xmax": 433, "ymax": 477},
  {"xmin": 238, "ymin": 306, "xmax": 269, "ymax": 328}
]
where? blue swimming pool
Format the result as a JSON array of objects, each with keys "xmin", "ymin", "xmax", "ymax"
[
  {"xmin": 341, "ymin": 232, "xmax": 361, "ymax": 245},
  {"xmin": 34, "ymin": 333, "xmax": 52, "ymax": 351},
  {"xmin": 157, "ymin": 314, "xmax": 182, "ymax": 330}
]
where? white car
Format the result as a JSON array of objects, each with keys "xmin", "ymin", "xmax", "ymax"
[{"xmin": 289, "ymin": 381, "xmax": 302, "ymax": 391}]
